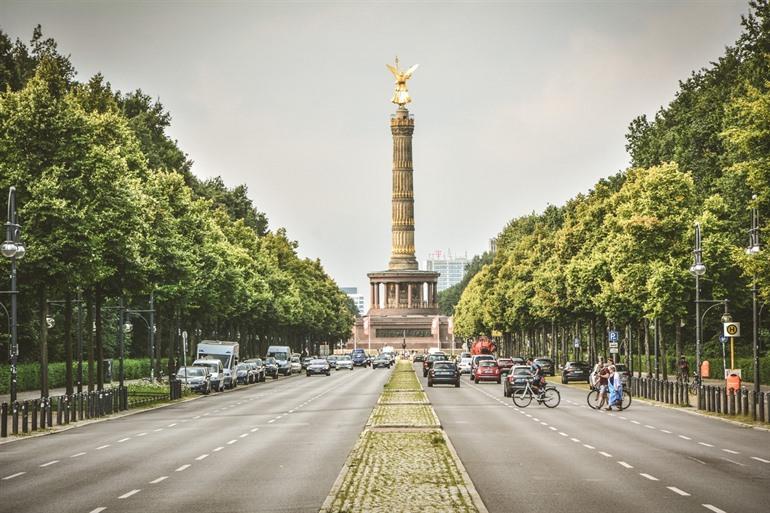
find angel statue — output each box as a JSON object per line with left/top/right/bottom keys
{"left": 386, "top": 57, "right": 419, "bottom": 106}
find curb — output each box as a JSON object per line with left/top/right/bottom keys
{"left": 318, "top": 431, "right": 367, "bottom": 513}
{"left": 441, "top": 429, "right": 490, "bottom": 513}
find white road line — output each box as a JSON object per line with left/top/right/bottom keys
{"left": 117, "top": 438, "right": 130, "bottom": 443}
{"left": 193, "top": 415, "right": 201, "bottom": 419}
{"left": 559, "top": 432, "right": 568, "bottom": 437}
{"left": 660, "top": 429, "right": 672, "bottom": 434}
{"left": 525, "top": 414, "right": 532, "bottom": 418}
{"left": 195, "top": 454, "right": 209, "bottom": 461}
{"left": 570, "top": 438, "right": 581, "bottom": 443}
{"left": 645, "top": 425, "right": 656, "bottom": 429}
{"left": 630, "top": 420, "right": 641, "bottom": 425}
{"left": 533, "top": 418, "right": 540, "bottom": 422}
{"left": 678, "top": 435, "right": 691, "bottom": 440}
{"left": 135, "top": 432, "right": 147, "bottom": 437}
{"left": 250, "top": 428, "right": 259, "bottom": 432}
{"left": 2, "top": 472, "right": 26, "bottom": 480}
{"left": 702, "top": 505, "right": 727, "bottom": 513}
{"left": 619, "top": 416, "right": 627, "bottom": 420}
{"left": 71, "top": 452, "right": 86, "bottom": 458}
{"left": 227, "top": 439, "right": 238, "bottom": 445}
{"left": 88, "top": 508, "right": 106, "bottom": 513}
{"left": 213, "top": 446, "right": 224, "bottom": 452}
{"left": 288, "top": 409, "right": 295, "bottom": 413}
{"left": 40, "top": 460, "right": 59, "bottom": 467}
{"left": 549, "top": 426, "right": 557, "bottom": 431}
{"left": 267, "top": 419, "right": 276, "bottom": 423}
{"left": 203, "top": 413, "right": 210, "bottom": 416}
{"left": 698, "top": 442, "right": 714, "bottom": 447}
{"left": 583, "top": 444, "right": 595, "bottom": 450}
{"left": 175, "top": 464, "right": 191, "bottom": 472}
{"left": 751, "top": 456, "right": 770, "bottom": 463}
{"left": 153, "top": 428, "right": 163, "bottom": 432}
{"left": 667, "top": 486, "right": 691, "bottom": 496}
{"left": 599, "top": 451, "right": 612, "bottom": 458}
{"left": 167, "top": 423, "right": 177, "bottom": 427}
{"left": 721, "top": 457, "right": 745, "bottom": 467}
{"left": 118, "top": 489, "right": 141, "bottom": 499}
{"left": 722, "top": 449, "right": 739, "bottom": 454}
{"left": 150, "top": 476, "right": 168, "bottom": 484}
{"left": 96, "top": 444, "right": 110, "bottom": 450}
{"left": 239, "top": 433, "right": 248, "bottom": 438}
{"left": 540, "top": 422, "right": 548, "bottom": 426}
{"left": 617, "top": 461, "right": 633, "bottom": 469}
{"left": 640, "top": 473, "right": 659, "bottom": 481}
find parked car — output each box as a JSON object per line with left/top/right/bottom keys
{"left": 534, "top": 357, "right": 555, "bottom": 376}
{"left": 472, "top": 360, "right": 501, "bottom": 384}
{"left": 428, "top": 361, "right": 460, "bottom": 388}
{"left": 193, "top": 358, "right": 225, "bottom": 392}
{"left": 470, "top": 354, "right": 496, "bottom": 379}
{"left": 497, "top": 357, "right": 515, "bottom": 376}
{"left": 614, "top": 363, "right": 631, "bottom": 386}
{"left": 457, "top": 356, "right": 473, "bottom": 374}
{"left": 372, "top": 354, "right": 392, "bottom": 369}
{"left": 290, "top": 356, "right": 302, "bottom": 374}
{"left": 307, "top": 358, "right": 331, "bottom": 376}
{"left": 301, "top": 356, "right": 313, "bottom": 370}
{"left": 351, "top": 348, "right": 369, "bottom": 367}
{"left": 177, "top": 366, "right": 211, "bottom": 394}
{"left": 326, "top": 355, "right": 338, "bottom": 369}
{"left": 413, "top": 354, "right": 426, "bottom": 363}
{"left": 263, "top": 356, "right": 280, "bottom": 379}
{"left": 422, "top": 353, "right": 448, "bottom": 377}
{"left": 503, "top": 365, "right": 533, "bottom": 397}
{"left": 562, "top": 361, "right": 591, "bottom": 383}
{"left": 235, "top": 363, "right": 254, "bottom": 385}
{"left": 336, "top": 355, "right": 354, "bottom": 370}
{"left": 242, "top": 359, "right": 266, "bottom": 382}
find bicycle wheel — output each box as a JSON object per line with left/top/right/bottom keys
{"left": 542, "top": 388, "right": 561, "bottom": 408}
{"left": 512, "top": 389, "right": 532, "bottom": 407}
{"left": 620, "top": 391, "right": 631, "bottom": 410}
{"left": 689, "top": 381, "right": 699, "bottom": 396}
{"left": 586, "top": 389, "right": 601, "bottom": 409}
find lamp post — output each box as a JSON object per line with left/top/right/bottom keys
{"left": 690, "top": 222, "right": 706, "bottom": 382}
{"left": 747, "top": 195, "right": 761, "bottom": 395}
{"left": 2, "top": 186, "right": 25, "bottom": 403}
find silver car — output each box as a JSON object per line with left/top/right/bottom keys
{"left": 306, "top": 358, "right": 331, "bottom": 376}
{"left": 457, "top": 357, "right": 473, "bottom": 374}
{"left": 336, "top": 355, "right": 354, "bottom": 370}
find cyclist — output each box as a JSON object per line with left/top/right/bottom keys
{"left": 677, "top": 355, "right": 690, "bottom": 383}
{"left": 527, "top": 358, "right": 546, "bottom": 397}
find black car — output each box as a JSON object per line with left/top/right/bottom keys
{"left": 534, "top": 357, "right": 555, "bottom": 376}
{"left": 503, "top": 365, "right": 533, "bottom": 397}
{"left": 372, "top": 355, "right": 392, "bottom": 369}
{"left": 428, "top": 361, "right": 460, "bottom": 388}
{"left": 562, "top": 361, "right": 591, "bottom": 383}
{"left": 301, "top": 356, "right": 313, "bottom": 370}
{"left": 422, "top": 353, "right": 448, "bottom": 377}
{"left": 263, "top": 356, "right": 280, "bottom": 379}
{"left": 235, "top": 363, "right": 253, "bottom": 385}
{"left": 414, "top": 354, "right": 425, "bottom": 363}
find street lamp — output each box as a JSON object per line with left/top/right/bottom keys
{"left": 747, "top": 195, "right": 761, "bottom": 395}
{"left": 3, "top": 186, "right": 25, "bottom": 403}
{"left": 690, "top": 222, "right": 706, "bottom": 383}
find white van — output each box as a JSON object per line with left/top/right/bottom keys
{"left": 266, "top": 345, "right": 292, "bottom": 376}
{"left": 193, "top": 358, "right": 225, "bottom": 392}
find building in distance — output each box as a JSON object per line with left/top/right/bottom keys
{"left": 425, "top": 250, "right": 469, "bottom": 292}
{"left": 341, "top": 287, "right": 366, "bottom": 316}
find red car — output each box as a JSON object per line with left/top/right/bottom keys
{"left": 472, "top": 360, "right": 501, "bottom": 384}
{"left": 497, "top": 357, "right": 515, "bottom": 376}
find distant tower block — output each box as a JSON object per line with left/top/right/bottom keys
{"left": 389, "top": 106, "right": 418, "bottom": 271}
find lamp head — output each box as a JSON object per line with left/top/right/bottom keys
{"left": 689, "top": 263, "right": 706, "bottom": 277}
{"left": 13, "top": 242, "right": 25, "bottom": 260}
{"left": 1, "top": 240, "right": 17, "bottom": 258}
{"left": 721, "top": 312, "right": 733, "bottom": 323}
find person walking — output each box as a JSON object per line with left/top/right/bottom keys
{"left": 597, "top": 363, "right": 610, "bottom": 409}
{"left": 590, "top": 357, "right": 605, "bottom": 388}
{"left": 606, "top": 365, "right": 623, "bottom": 411}
{"left": 677, "top": 355, "right": 690, "bottom": 384}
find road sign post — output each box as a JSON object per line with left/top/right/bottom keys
{"left": 723, "top": 322, "right": 740, "bottom": 370}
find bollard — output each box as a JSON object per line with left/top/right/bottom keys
{"left": 729, "top": 390, "right": 736, "bottom": 416}
{"left": 40, "top": 398, "right": 46, "bottom": 429}
{"left": 64, "top": 396, "right": 70, "bottom": 424}
{"left": 751, "top": 391, "right": 757, "bottom": 421}
{"left": 742, "top": 389, "right": 749, "bottom": 417}
{"left": 56, "top": 397, "right": 63, "bottom": 425}
{"left": 737, "top": 389, "right": 743, "bottom": 416}
{"left": 12, "top": 402, "right": 19, "bottom": 435}
{"left": 759, "top": 392, "right": 766, "bottom": 423}
{"left": 1, "top": 402, "right": 7, "bottom": 437}
{"left": 46, "top": 397, "right": 53, "bottom": 427}
{"left": 21, "top": 401, "right": 28, "bottom": 433}
{"left": 710, "top": 386, "right": 716, "bottom": 412}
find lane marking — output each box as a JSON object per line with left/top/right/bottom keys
{"left": 703, "top": 505, "right": 727, "bottom": 513}
{"left": 667, "top": 486, "right": 691, "bottom": 496}
{"left": 599, "top": 451, "right": 612, "bottom": 458}
{"left": 167, "top": 423, "right": 177, "bottom": 427}
{"left": 119, "top": 489, "right": 141, "bottom": 499}
{"left": 250, "top": 428, "right": 259, "bottom": 432}
{"left": 721, "top": 457, "right": 745, "bottom": 467}
{"left": 559, "top": 432, "right": 568, "bottom": 437}
{"left": 89, "top": 508, "right": 106, "bottom": 513}
{"left": 40, "top": 460, "right": 59, "bottom": 467}
{"left": 2, "top": 472, "right": 26, "bottom": 480}
{"left": 150, "top": 476, "right": 168, "bottom": 484}
{"left": 698, "top": 442, "right": 714, "bottom": 447}
{"left": 640, "top": 473, "right": 659, "bottom": 481}
{"left": 548, "top": 426, "right": 557, "bottom": 431}
{"left": 195, "top": 454, "right": 209, "bottom": 461}
{"left": 227, "top": 439, "right": 238, "bottom": 445}
{"left": 689, "top": 456, "right": 707, "bottom": 465}
{"left": 570, "top": 438, "right": 581, "bottom": 443}
{"left": 268, "top": 419, "right": 276, "bottom": 423}
{"left": 583, "top": 444, "right": 595, "bottom": 450}
{"left": 630, "top": 420, "right": 641, "bottom": 425}
{"left": 619, "top": 416, "right": 627, "bottom": 420}
{"left": 203, "top": 413, "right": 210, "bottom": 416}
{"left": 644, "top": 425, "right": 656, "bottom": 429}
{"left": 540, "top": 422, "right": 548, "bottom": 426}
{"left": 136, "top": 432, "right": 147, "bottom": 437}
{"left": 213, "top": 446, "right": 224, "bottom": 452}
{"left": 239, "top": 433, "right": 248, "bottom": 438}
{"left": 722, "top": 449, "right": 739, "bottom": 455}
{"left": 153, "top": 428, "right": 163, "bottom": 432}
{"left": 751, "top": 456, "right": 770, "bottom": 463}
{"left": 193, "top": 415, "right": 201, "bottom": 419}
{"left": 175, "top": 464, "right": 190, "bottom": 472}
{"left": 117, "top": 438, "right": 130, "bottom": 443}
{"left": 96, "top": 444, "right": 110, "bottom": 450}
{"left": 660, "top": 429, "right": 672, "bottom": 434}
{"left": 678, "top": 435, "right": 691, "bottom": 440}
{"left": 71, "top": 452, "right": 87, "bottom": 458}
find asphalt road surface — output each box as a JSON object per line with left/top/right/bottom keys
{"left": 421, "top": 364, "right": 770, "bottom": 513}
{"left": 0, "top": 366, "right": 388, "bottom": 513}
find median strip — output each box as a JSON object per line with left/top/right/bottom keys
{"left": 320, "top": 359, "right": 487, "bottom": 513}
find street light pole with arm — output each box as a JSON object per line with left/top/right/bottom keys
{"left": 1, "top": 186, "right": 26, "bottom": 403}
{"left": 690, "top": 222, "right": 706, "bottom": 383}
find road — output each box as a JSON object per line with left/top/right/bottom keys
{"left": 421, "top": 364, "right": 770, "bottom": 513}
{"left": 0, "top": 367, "right": 388, "bottom": 513}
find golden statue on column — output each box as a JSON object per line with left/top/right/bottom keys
{"left": 387, "top": 56, "right": 419, "bottom": 106}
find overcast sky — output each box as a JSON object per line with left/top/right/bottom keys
{"left": 0, "top": 0, "right": 750, "bottom": 302}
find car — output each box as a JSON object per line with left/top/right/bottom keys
{"left": 428, "top": 361, "right": 460, "bottom": 388}
{"left": 562, "top": 361, "right": 591, "bottom": 383}
{"left": 472, "top": 360, "right": 501, "bottom": 384}
{"left": 290, "top": 356, "right": 302, "bottom": 374}
{"left": 177, "top": 366, "right": 211, "bottom": 394}
{"left": 422, "top": 353, "right": 448, "bottom": 377}
{"left": 243, "top": 359, "right": 266, "bottom": 382}
{"left": 509, "top": 357, "right": 526, "bottom": 367}
{"left": 351, "top": 348, "right": 369, "bottom": 367}
{"left": 457, "top": 356, "right": 473, "bottom": 374}
{"left": 503, "top": 365, "right": 533, "bottom": 397}
{"left": 263, "top": 356, "right": 280, "bottom": 379}
{"left": 413, "top": 354, "right": 426, "bottom": 363}
{"left": 470, "top": 354, "right": 496, "bottom": 379}
{"left": 326, "top": 355, "right": 338, "bottom": 369}
{"left": 235, "top": 363, "right": 253, "bottom": 385}
{"left": 307, "top": 358, "right": 331, "bottom": 376}
{"left": 457, "top": 351, "right": 471, "bottom": 361}
{"left": 336, "top": 355, "right": 354, "bottom": 370}
{"left": 301, "top": 356, "right": 313, "bottom": 370}
{"left": 497, "top": 357, "right": 515, "bottom": 377}
{"left": 372, "top": 354, "right": 392, "bottom": 369}
{"left": 534, "top": 357, "right": 555, "bottom": 376}
{"left": 614, "top": 363, "right": 631, "bottom": 386}
{"left": 193, "top": 358, "right": 225, "bottom": 392}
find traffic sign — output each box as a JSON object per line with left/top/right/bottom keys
{"left": 723, "top": 322, "right": 741, "bottom": 337}
{"left": 609, "top": 341, "right": 619, "bottom": 354}
{"left": 609, "top": 330, "right": 619, "bottom": 342}
{"left": 719, "top": 335, "right": 728, "bottom": 344}
{"left": 573, "top": 338, "right": 581, "bottom": 348}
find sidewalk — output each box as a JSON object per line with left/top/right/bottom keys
{"left": 0, "top": 379, "right": 147, "bottom": 404}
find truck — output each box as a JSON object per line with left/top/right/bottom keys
{"left": 196, "top": 340, "right": 240, "bottom": 389}
{"left": 471, "top": 336, "right": 497, "bottom": 355}
{"left": 266, "top": 345, "right": 292, "bottom": 376}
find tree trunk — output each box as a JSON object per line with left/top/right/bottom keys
{"left": 675, "top": 318, "right": 683, "bottom": 365}
{"left": 644, "top": 318, "right": 651, "bottom": 378}
{"left": 39, "top": 285, "right": 49, "bottom": 398}
{"left": 661, "top": 320, "right": 669, "bottom": 381}
{"left": 589, "top": 317, "right": 596, "bottom": 365}
{"left": 64, "top": 292, "right": 73, "bottom": 395}
{"left": 154, "top": 310, "right": 162, "bottom": 381}
{"left": 95, "top": 287, "right": 104, "bottom": 390}
{"left": 86, "top": 293, "right": 94, "bottom": 392}
{"left": 637, "top": 322, "right": 643, "bottom": 378}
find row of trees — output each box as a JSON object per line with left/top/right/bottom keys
{"left": 0, "top": 27, "right": 356, "bottom": 395}
{"left": 452, "top": 1, "right": 770, "bottom": 378}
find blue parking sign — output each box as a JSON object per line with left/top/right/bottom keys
{"left": 609, "top": 330, "right": 619, "bottom": 342}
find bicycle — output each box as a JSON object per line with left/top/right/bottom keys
{"left": 688, "top": 372, "right": 701, "bottom": 396}
{"left": 511, "top": 380, "right": 561, "bottom": 408}
{"left": 587, "top": 384, "right": 631, "bottom": 410}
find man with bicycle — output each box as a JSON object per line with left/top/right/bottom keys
{"left": 527, "top": 358, "right": 546, "bottom": 398}
{"left": 677, "top": 355, "right": 690, "bottom": 383}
